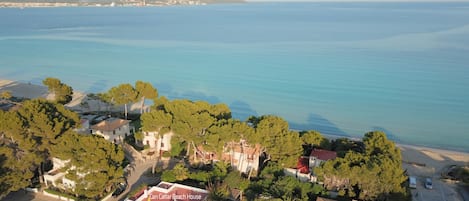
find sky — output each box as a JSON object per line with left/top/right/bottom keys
{"left": 246, "top": 0, "right": 469, "bottom": 2}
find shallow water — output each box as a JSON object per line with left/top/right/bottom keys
{"left": 1, "top": 2, "right": 468, "bottom": 151}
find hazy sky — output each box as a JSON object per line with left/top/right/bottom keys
{"left": 246, "top": 0, "right": 469, "bottom": 2}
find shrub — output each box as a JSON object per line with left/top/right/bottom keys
{"left": 161, "top": 170, "right": 177, "bottom": 182}
{"left": 128, "top": 183, "right": 147, "bottom": 200}
{"left": 162, "top": 151, "right": 171, "bottom": 158}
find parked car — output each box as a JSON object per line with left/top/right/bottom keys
{"left": 425, "top": 178, "right": 433, "bottom": 189}
{"left": 409, "top": 176, "right": 417, "bottom": 189}
{"left": 112, "top": 182, "right": 128, "bottom": 197}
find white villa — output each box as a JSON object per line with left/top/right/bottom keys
{"left": 91, "top": 118, "right": 131, "bottom": 144}
{"left": 309, "top": 149, "right": 337, "bottom": 171}
{"left": 141, "top": 131, "right": 173, "bottom": 155}
{"left": 44, "top": 158, "right": 77, "bottom": 190}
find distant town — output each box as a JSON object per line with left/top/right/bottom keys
{"left": 0, "top": 0, "right": 243, "bottom": 8}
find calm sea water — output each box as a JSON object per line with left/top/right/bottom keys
{"left": 1, "top": 3, "right": 469, "bottom": 152}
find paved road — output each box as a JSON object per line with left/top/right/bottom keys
{"left": 113, "top": 160, "right": 159, "bottom": 201}
{"left": 405, "top": 163, "right": 465, "bottom": 201}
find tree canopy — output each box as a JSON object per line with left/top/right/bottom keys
{"left": 43, "top": 77, "right": 73, "bottom": 104}
{"left": 0, "top": 99, "right": 123, "bottom": 199}
{"left": 135, "top": 81, "right": 158, "bottom": 113}
{"left": 1, "top": 91, "right": 12, "bottom": 100}
{"left": 249, "top": 115, "right": 303, "bottom": 168}
{"left": 245, "top": 162, "right": 324, "bottom": 201}
{"left": 0, "top": 99, "right": 79, "bottom": 198}
{"left": 51, "top": 133, "right": 125, "bottom": 199}
{"left": 104, "top": 83, "right": 137, "bottom": 119}
{"left": 315, "top": 131, "right": 407, "bottom": 201}
{"left": 141, "top": 98, "right": 233, "bottom": 161}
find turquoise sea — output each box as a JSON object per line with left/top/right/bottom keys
{"left": 1, "top": 3, "right": 469, "bottom": 152}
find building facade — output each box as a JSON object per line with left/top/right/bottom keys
{"left": 90, "top": 118, "right": 131, "bottom": 144}
{"left": 141, "top": 131, "right": 173, "bottom": 154}
{"left": 126, "top": 181, "right": 208, "bottom": 201}
{"left": 223, "top": 139, "right": 262, "bottom": 175}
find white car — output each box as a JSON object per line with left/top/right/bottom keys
{"left": 409, "top": 176, "right": 417, "bottom": 189}
{"left": 425, "top": 178, "right": 433, "bottom": 189}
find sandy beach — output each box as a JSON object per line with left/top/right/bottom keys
{"left": 399, "top": 145, "right": 469, "bottom": 201}
{"left": 0, "top": 79, "right": 48, "bottom": 99}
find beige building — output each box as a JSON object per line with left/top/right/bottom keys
{"left": 223, "top": 139, "right": 262, "bottom": 175}
{"left": 91, "top": 118, "right": 131, "bottom": 144}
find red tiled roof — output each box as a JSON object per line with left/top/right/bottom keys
{"left": 297, "top": 157, "right": 310, "bottom": 174}
{"left": 310, "top": 149, "right": 337, "bottom": 161}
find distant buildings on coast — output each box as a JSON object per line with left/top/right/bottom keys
{"left": 0, "top": 0, "right": 241, "bottom": 8}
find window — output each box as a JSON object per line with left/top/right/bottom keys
{"left": 145, "top": 132, "right": 149, "bottom": 136}
{"left": 113, "top": 130, "right": 116, "bottom": 135}
{"left": 146, "top": 140, "right": 150, "bottom": 146}
{"left": 161, "top": 142, "right": 164, "bottom": 148}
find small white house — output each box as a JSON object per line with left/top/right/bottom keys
{"left": 91, "top": 118, "right": 130, "bottom": 144}
{"left": 44, "top": 157, "right": 89, "bottom": 190}
{"left": 142, "top": 131, "right": 173, "bottom": 154}
{"left": 309, "top": 149, "right": 337, "bottom": 172}
{"left": 44, "top": 158, "right": 71, "bottom": 188}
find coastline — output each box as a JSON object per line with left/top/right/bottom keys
{"left": 0, "top": 79, "right": 48, "bottom": 99}
{"left": 2, "top": 78, "right": 468, "bottom": 162}
{"left": 2, "top": 78, "right": 468, "bottom": 199}
{"left": 1, "top": 79, "right": 468, "bottom": 157}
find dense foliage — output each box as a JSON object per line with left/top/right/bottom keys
{"left": 245, "top": 162, "right": 325, "bottom": 201}
{"left": 141, "top": 98, "right": 303, "bottom": 168}
{"left": 248, "top": 116, "right": 303, "bottom": 168}
{"left": 52, "top": 133, "right": 125, "bottom": 199}
{"left": 315, "top": 131, "right": 407, "bottom": 201}
{"left": 1, "top": 79, "right": 408, "bottom": 201}
{"left": 1, "top": 91, "right": 12, "bottom": 100}
{"left": 43, "top": 77, "right": 73, "bottom": 104}
{"left": 102, "top": 81, "right": 158, "bottom": 119}
{"left": 0, "top": 99, "right": 124, "bottom": 199}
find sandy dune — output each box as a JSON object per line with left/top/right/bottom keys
{"left": 0, "top": 80, "right": 48, "bottom": 99}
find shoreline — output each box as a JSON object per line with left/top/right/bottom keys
{"left": 1, "top": 79, "right": 468, "bottom": 155}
